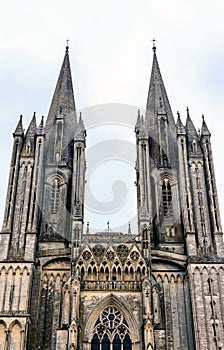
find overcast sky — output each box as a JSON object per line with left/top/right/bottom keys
{"left": 1, "top": 0, "right": 224, "bottom": 232}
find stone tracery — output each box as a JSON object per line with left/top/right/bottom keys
{"left": 75, "top": 245, "right": 147, "bottom": 290}
{"left": 91, "top": 306, "right": 132, "bottom": 350}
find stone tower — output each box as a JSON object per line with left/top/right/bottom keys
{"left": 0, "top": 45, "right": 224, "bottom": 350}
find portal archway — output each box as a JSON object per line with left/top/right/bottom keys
{"left": 83, "top": 295, "right": 140, "bottom": 350}
{"left": 90, "top": 306, "right": 132, "bottom": 350}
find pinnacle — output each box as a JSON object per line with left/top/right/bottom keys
{"left": 135, "top": 109, "right": 141, "bottom": 130}
{"left": 37, "top": 116, "right": 45, "bottom": 135}
{"left": 74, "top": 112, "right": 86, "bottom": 141}
{"left": 26, "top": 112, "right": 37, "bottom": 137}
{"left": 176, "top": 112, "right": 186, "bottom": 134}
{"left": 79, "top": 112, "right": 84, "bottom": 128}
{"left": 201, "top": 114, "right": 211, "bottom": 137}
{"left": 185, "top": 107, "right": 198, "bottom": 137}
{"left": 139, "top": 115, "right": 148, "bottom": 139}
{"left": 20, "top": 113, "right": 37, "bottom": 157}
{"left": 14, "top": 115, "right": 24, "bottom": 136}
{"left": 78, "top": 112, "right": 86, "bottom": 133}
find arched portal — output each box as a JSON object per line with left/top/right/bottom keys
{"left": 90, "top": 306, "right": 132, "bottom": 350}
{"left": 84, "top": 295, "right": 140, "bottom": 350}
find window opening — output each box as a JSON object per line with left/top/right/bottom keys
{"left": 91, "top": 306, "right": 132, "bottom": 350}
{"left": 162, "top": 180, "right": 173, "bottom": 217}
{"left": 51, "top": 179, "right": 60, "bottom": 213}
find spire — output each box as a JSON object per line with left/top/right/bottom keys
{"left": 45, "top": 46, "right": 76, "bottom": 133}
{"left": 14, "top": 115, "right": 24, "bottom": 136}
{"left": 145, "top": 46, "right": 175, "bottom": 128}
{"left": 185, "top": 107, "right": 198, "bottom": 137}
{"left": 201, "top": 114, "right": 211, "bottom": 137}
{"left": 185, "top": 108, "right": 203, "bottom": 156}
{"left": 74, "top": 112, "right": 86, "bottom": 141}
{"left": 21, "top": 113, "right": 37, "bottom": 156}
{"left": 139, "top": 115, "right": 148, "bottom": 139}
{"left": 37, "top": 116, "right": 45, "bottom": 135}
{"left": 78, "top": 112, "right": 85, "bottom": 132}
{"left": 176, "top": 111, "right": 186, "bottom": 135}
{"left": 26, "top": 112, "right": 37, "bottom": 137}
{"left": 135, "top": 109, "right": 141, "bottom": 130}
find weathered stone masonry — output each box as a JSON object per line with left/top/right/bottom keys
{"left": 0, "top": 44, "right": 224, "bottom": 349}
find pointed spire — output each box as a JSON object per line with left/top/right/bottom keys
{"left": 185, "top": 107, "right": 198, "bottom": 137}
{"left": 21, "top": 113, "right": 37, "bottom": 156}
{"left": 14, "top": 115, "right": 24, "bottom": 136}
{"left": 139, "top": 115, "right": 148, "bottom": 139}
{"left": 176, "top": 111, "right": 186, "bottom": 135}
{"left": 201, "top": 115, "right": 211, "bottom": 137}
{"left": 78, "top": 112, "right": 85, "bottom": 132}
{"left": 145, "top": 46, "right": 175, "bottom": 129}
{"left": 135, "top": 109, "right": 141, "bottom": 130}
{"left": 74, "top": 112, "right": 86, "bottom": 141}
{"left": 26, "top": 112, "right": 37, "bottom": 137}
{"left": 45, "top": 46, "right": 76, "bottom": 133}
{"left": 37, "top": 116, "right": 45, "bottom": 135}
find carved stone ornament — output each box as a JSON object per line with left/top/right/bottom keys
{"left": 130, "top": 251, "right": 140, "bottom": 261}
{"left": 116, "top": 244, "right": 129, "bottom": 261}
{"left": 82, "top": 250, "right": 91, "bottom": 261}
{"left": 93, "top": 244, "right": 105, "bottom": 258}
{"left": 106, "top": 250, "right": 115, "bottom": 261}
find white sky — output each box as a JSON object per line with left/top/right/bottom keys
{"left": 1, "top": 0, "right": 224, "bottom": 232}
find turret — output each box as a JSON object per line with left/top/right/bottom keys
{"left": 72, "top": 113, "right": 86, "bottom": 259}
{"left": 135, "top": 113, "right": 151, "bottom": 259}
{"left": 9, "top": 113, "right": 37, "bottom": 257}
{"left": 2, "top": 116, "right": 24, "bottom": 234}
{"left": 176, "top": 111, "right": 196, "bottom": 256}
{"left": 200, "top": 115, "right": 224, "bottom": 257}
{"left": 185, "top": 109, "right": 214, "bottom": 256}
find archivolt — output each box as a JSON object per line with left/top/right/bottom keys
{"left": 83, "top": 294, "right": 139, "bottom": 343}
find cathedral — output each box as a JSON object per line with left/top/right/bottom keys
{"left": 0, "top": 44, "right": 224, "bottom": 350}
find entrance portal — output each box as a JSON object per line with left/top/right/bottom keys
{"left": 90, "top": 306, "right": 132, "bottom": 350}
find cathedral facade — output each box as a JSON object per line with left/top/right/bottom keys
{"left": 0, "top": 45, "right": 224, "bottom": 350}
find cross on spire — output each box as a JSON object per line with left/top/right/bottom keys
{"left": 151, "top": 38, "right": 157, "bottom": 51}
{"left": 66, "top": 39, "right": 70, "bottom": 53}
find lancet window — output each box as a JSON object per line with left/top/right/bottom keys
{"left": 162, "top": 179, "right": 173, "bottom": 217}
{"left": 50, "top": 178, "right": 60, "bottom": 213}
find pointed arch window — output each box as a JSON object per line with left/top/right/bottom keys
{"left": 162, "top": 180, "right": 173, "bottom": 217}
{"left": 91, "top": 306, "right": 132, "bottom": 350}
{"left": 50, "top": 179, "right": 60, "bottom": 213}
